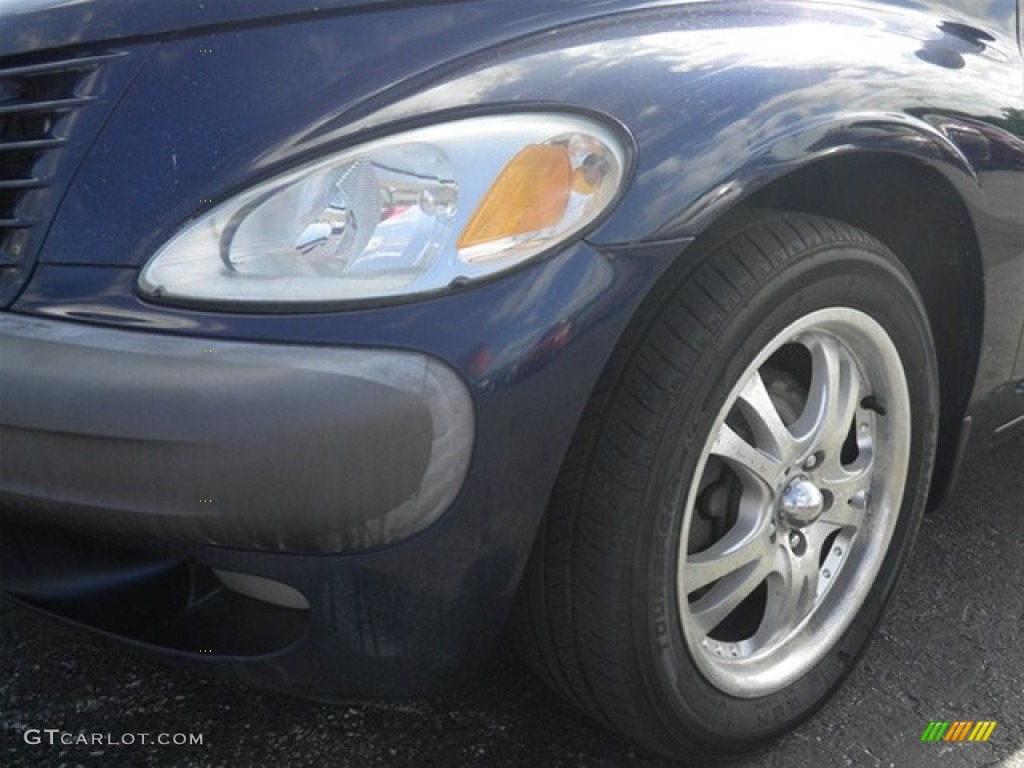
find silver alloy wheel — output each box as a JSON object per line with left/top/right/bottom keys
{"left": 677, "top": 307, "right": 911, "bottom": 698}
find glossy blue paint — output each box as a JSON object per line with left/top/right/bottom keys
{"left": 35, "top": 4, "right": 1021, "bottom": 264}
{"left": 2, "top": 1, "right": 1018, "bottom": 57}
{"left": 1, "top": 0, "right": 1022, "bottom": 699}
{"left": 27, "top": 3, "right": 1024, "bottom": 397}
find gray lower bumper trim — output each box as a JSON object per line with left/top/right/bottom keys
{"left": 0, "top": 314, "right": 474, "bottom": 552}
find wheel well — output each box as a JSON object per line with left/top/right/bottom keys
{"left": 741, "top": 152, "right": 984, "bottom": 508}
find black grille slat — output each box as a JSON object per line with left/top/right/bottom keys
{"left": 0, "top": 51, "right": 121, "bottom": 307}
{"left": 0, "top": 137, "right": 67, "bottom": 151}
{"left": 0, "top": 52, "right": 126, "bottom": 79}
{"left": 0, "top": 177, "right": 47, "bottom": 190}
{"left": 0, "top": 97, "right": 94, "bottom": 115}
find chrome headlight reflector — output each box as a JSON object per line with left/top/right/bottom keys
{"left": 139, "top": 114, "right": 627, "bottom": 306}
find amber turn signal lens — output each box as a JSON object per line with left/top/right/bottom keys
{"left": 458, "top": 144, "right": 571, "bottom": 251}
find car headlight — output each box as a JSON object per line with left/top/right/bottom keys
{"left": 139, "top": 114, "right": 628, "bottom": 306}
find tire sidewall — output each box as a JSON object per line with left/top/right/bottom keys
{"left": 640, "top": 244, "right": 939, "bottom": 751}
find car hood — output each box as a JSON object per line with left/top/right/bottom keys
{"left": 0, "top": 0, "right": 460, "bottom": 56}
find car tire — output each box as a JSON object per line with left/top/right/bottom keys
{"left": 514, "top": 211, "right": 940, "bottom": 758}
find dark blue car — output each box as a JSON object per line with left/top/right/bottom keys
{"left": 1, "top": 0, "right": 1022, "bottom": 758}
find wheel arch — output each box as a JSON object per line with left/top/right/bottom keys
{"left": 736, "top": 151, "right": 984, "bottom": 511}
{"left": 593, "top": 109, "right": 991, "bottom": 506}
{"left": 591, "top": 128, "right": 988, "bottom": 514}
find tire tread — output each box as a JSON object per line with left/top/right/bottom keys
{"left": 512, "top": 210, "right": 934, "bottom": 757}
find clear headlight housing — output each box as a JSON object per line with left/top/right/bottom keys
{"left": 139, "top": 114, "right": 627, "bottom": 306}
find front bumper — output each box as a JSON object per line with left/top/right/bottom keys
{"left": 0, "top": 0, "right": 723, "bottom": 702}
{"left": 0, "top": 238, "right": 688, "bottom": 699}
{"left": 0, "top": 313, "right": 473, "bottom": 553}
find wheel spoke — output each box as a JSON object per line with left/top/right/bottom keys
{"left": 736, "top": 371, "right": 797, "bottom": 463}
{"left": 757, "top": 546, "right": 821, "bottom": 645}
{"left": 819, "top": 463, "right": 873, "bottom": 529}
{"left": 689, "top": 557, "right": 773, "bottom": 637}
{"left": 817, "top": 498, "right": 864, "bottom": 530}
{"left": 792, "top": 334, "right": 861, "bottom": 455}
{"left": 710, "top": 424, "right": 782, "bottom": 489}
{"left": 683, "top": 525, "right": 773, "bottom": 594}
{"left": 826, "top": 461, "right": 873, "bottom": 500}
{"left": 803, "top": 522, "right": 836, "bottom": 558}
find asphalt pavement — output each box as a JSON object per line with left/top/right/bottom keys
{"left": 2, "top": 438, "right": 1022, "bottom": 768}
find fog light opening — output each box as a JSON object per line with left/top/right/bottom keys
{"left": 214, "top": 570, "right": 310, "bottom": 611}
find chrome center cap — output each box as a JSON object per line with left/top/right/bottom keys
{"left": 779, "top": 476, "right": 824, "bottom": 528}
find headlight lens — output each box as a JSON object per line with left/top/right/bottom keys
{"left": 139, "top": 114, "right": 627, "bottom": 306}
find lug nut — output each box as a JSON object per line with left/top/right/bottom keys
{"left": 788, "top": 530, "right": 807, "bottom": 555}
